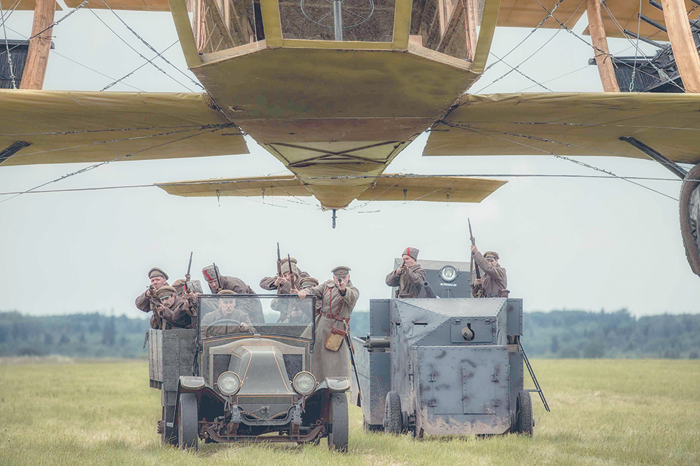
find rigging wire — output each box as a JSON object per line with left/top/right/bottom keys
{"left": 477, "top": 0, "right": 585, "bottom": 94}
{"left": 0, "top": 0, "right": 18, "bottom": 88}
{"left": 481, "top": 51, "right": 553, "bottom": 92}
{"left": 482, "top": 0, "right": 565, "bottom": 73}
{"left": 0, "top": 0, "right": 88, "bottom": 58}
{"left": 535, "top": 0, "right": 686, "bottom": 92}
{"left": 0, "top": 173, "right": 690, "bottom": 198}
{"left": 599, "top": 1, "right": 685, "bottom": 92}
{"left": 88, "top": 9, "right": 194, "bottom": 92}
{"left": 438, "top": 121, "right": 680, "bottom": 201}
{"left": 100, "top": 39, "right": 180, "bottom": 91}
{"left": 0, "top": 0, "right": 21, "bottom": 28}
{"left": 98, "top": 0, "right": 205, "bottom": 91}
{"left": 629, "top": 0, "right": 643, "bottom": 91}
{"left": 0, "top": 125, "right": 229, "bottom": 205}
{"left": 9, "top": 123, "right": 237, "bottom": 159}
{"left": 1, "top": 23, "right": 147, "bottom": 92}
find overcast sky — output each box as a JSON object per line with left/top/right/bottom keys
{"left": 1, "top": 2, "right": 698, "bottom": 318}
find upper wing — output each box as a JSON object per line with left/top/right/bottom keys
{"left": 0, "top": 90, "right": 248, "bottom": 166}
{"left": 156, "top": 174, "right": 506, "bottom": 204}
{"left": 424, "top": 92, "right": 700, "bottom": 164}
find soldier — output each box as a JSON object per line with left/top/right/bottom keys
{"left": 202, "top": 264, "right": 264, "bottom": 322}
{"left": 151, "top": 286, "right": 197, "bottom": 330}
{"left": 135, "top": 267, "right": 170, "bottom": 314}
{"left": 298, "top": 266, "right": 359, "bottom": 382}
{"left": 259, "top": 257, "right": 310, "bottom": 294}
{"left": 470, "top": 245, "right": 509, "bottom": 298}
{"left": 385, "top": 247, "right": 426, "bottom": 298}
{"left": 275, "top": 276, "right": 320, "bottom": 324}
{"left": 201, "top": 290, "right": 255, "bottom": 337}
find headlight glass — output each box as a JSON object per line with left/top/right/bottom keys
{"left": 292, "top": 371, "right": 317, "bottom": 396}
{"left": 217, "top": 371, "right": 241, "bottom": 396}
{"left": 439, "top": 265, "right": 458, "bottom": 282}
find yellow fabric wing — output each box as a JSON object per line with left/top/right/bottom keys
{"left": 156, "top": 174, "right": 506, "bottom": 204}
{"left": 0, "top": 90, "right": 248, "bottom": 166}
{"left": 423, "top": 92, "right": 700, "bottom": 165}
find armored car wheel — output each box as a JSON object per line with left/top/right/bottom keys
{"left": 177, "top": 393, "right": 199, "bottom": 450}
{"left": 514, "top": 390, "right": 533, "bottom": 436}
{"left": 384, "top": 391, "right": 403, "bottom": 434}
{"left": 328, "top": 392, "right": 349, "bottom": 452}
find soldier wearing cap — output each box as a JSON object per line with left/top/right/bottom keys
{"left": 386, "top": 247, "right": 426, "bottom": 298}
{"left": 202, "top": 264, "right": 264, "bottom": 322}
{"left": 275, "top": 276, "right": 321, "bottom": 324}
{"left": 135, "top": 267, "right": 170, "bottom": 314}
{"left": 298, "top": 266, "right": 359, "bottom": 382}
{"left": 201, "top": 290, "right": 255, "bottom": 337}
{"left": 151, "top": 286, "right": 196, "bottom": 330}
{"left": 260, "top": 257, "right": 311, "bottom": 294}
{"left": 470, "top": 245, "right": 509, "bottom": 298}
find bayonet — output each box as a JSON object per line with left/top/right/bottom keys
{"left": 468, "top": 218, "right": 484, "bottom": 298}
{"left": 186, "top": 251, "right": 193, "bottom": 282}
{"left": 277, "top": 242, "right": 282, "bottom": 277}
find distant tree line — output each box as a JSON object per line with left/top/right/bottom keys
{"left": 0, "top": 311, "right": 150, "bottom": 359}
{"left": 349, "top": 308, "right": 700, "bottom": 359}
{"left": 1, "top": 309, "right": 698, "bottom": 359}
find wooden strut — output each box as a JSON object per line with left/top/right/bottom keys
{"left": 661, "top": 0, "right": 700, "bottom": 93}
{"left": 20, "top": 0, "right": 56, "bottom": 90}
{"left": 585, "top": 0, "right": 620, "bottom": 92}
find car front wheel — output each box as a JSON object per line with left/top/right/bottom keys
{"left": 177, "top": 393, "right": 199, "bottom": 450}
{"left": 328, "top": 393, "right": 349, "bottom": 452}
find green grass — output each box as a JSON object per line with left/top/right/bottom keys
{"left": 0, "top": 359, "right": 698, "bottom": 465}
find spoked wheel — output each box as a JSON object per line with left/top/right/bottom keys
{"left": 384, "top": 391, "right": 403, "bottom": 434}
{"left": 514, "top": 390, "right": 533, "bottom": 436}
{"left": 177, "top": 393, "right": 199, "bottom": 450}
{"left": 328, "top": 393, "right": 349, "bottom": 452}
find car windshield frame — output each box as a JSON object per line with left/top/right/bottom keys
{"left": 196, "top": 294, "right": 316, "bottom": 344}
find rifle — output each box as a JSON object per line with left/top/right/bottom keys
{"left": 468, "top": 219, "right": 485, "bottom": 298}
{"left": 213, "top": 262, "right": 222, "bottom": 292}
{"left": 184, "top": 251, "right": 193, "bottom": 292}
{"left": 345, "top": 332, "right": 363, "bottom": 402}
{"left": 287, "top": 254, "right": 296, "bottom": 291}
{"left": 276, "top": 243, "right": 282, "bottom": 277}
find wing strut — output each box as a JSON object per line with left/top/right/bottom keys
{"left": 619, "top": 137, "right": 688, "bottom": 179}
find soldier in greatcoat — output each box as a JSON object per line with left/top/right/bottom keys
{"left": 471, "top": 245, "right": 509, "bottom": 298}
{"left": 385, "top": 247, "right": 426, "bottom": 298}
{"left": 135, "top": 267, "right": 170, "bottom": 314}
{"left": 260, "top": 257, "right": 310, "bottom": 293}
{"left": 201, "top": 290, "right": 254, "bottom": 337}
{"left": 202, "top": 264, "right": 264, "bottom": 322}
{"left": 298, "top": 266, "right": 359, "bottom": 382}
{"left": 151, "top": 286, "right": 197, "bottom": 330}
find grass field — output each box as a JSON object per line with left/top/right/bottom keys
{"left": 0, "top": 358, "right": 698, "bottom": 466}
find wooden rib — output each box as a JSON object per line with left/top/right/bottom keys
{"left": 19, "top": 0, "right": 56, "bottom": 90}
{"left": 661, "top": 0, "right": 700, "bottom": 93}
{"left": 586, "top": 0, "right": 620, "bottom": 92}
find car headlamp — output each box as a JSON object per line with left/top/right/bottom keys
{"left": 439, "top": 265, "right": 458, "bottom": 283}
{"left": 217, "top": 371, "right": 241, "bottom": 396}
{"left": 292, "top": 371, "right": 317, "bottom": 396}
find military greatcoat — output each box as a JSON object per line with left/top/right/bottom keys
{"left": 151, "top": 296, "right": 196, "bottom": 330}
{"left": 213, "top": 276, "right": 264, "bottom": 322}
{"left": 302, "top": 279, "right": 359, "bottom": 382}
{"left": 385, "top": 264, "right": 426, "bottom": 298}
{"left": 473, "top": 251, "right": 508, "bottom": 297}
{"left": 135, "top": 285, "right": 169, "bottom": 314}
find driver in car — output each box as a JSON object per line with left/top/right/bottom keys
{"left": 201, "top": 290, "right": 255, "bottom": 337}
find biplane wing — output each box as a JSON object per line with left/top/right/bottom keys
{"left": 424, "top": 92, "right": 700, "bottom": 165}
{"left": 156, "top": 174, "right": 506, "bottom": 203}
{"left": 0, "top": 90, "right": 248, "bottom": 166}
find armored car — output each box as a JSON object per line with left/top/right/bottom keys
{"left": 351, "top": 258, "right": 547, "bottom": 437}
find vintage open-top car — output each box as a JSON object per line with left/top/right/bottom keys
{"left": 148, "top": 294, "right": 351, "bottom": 451}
